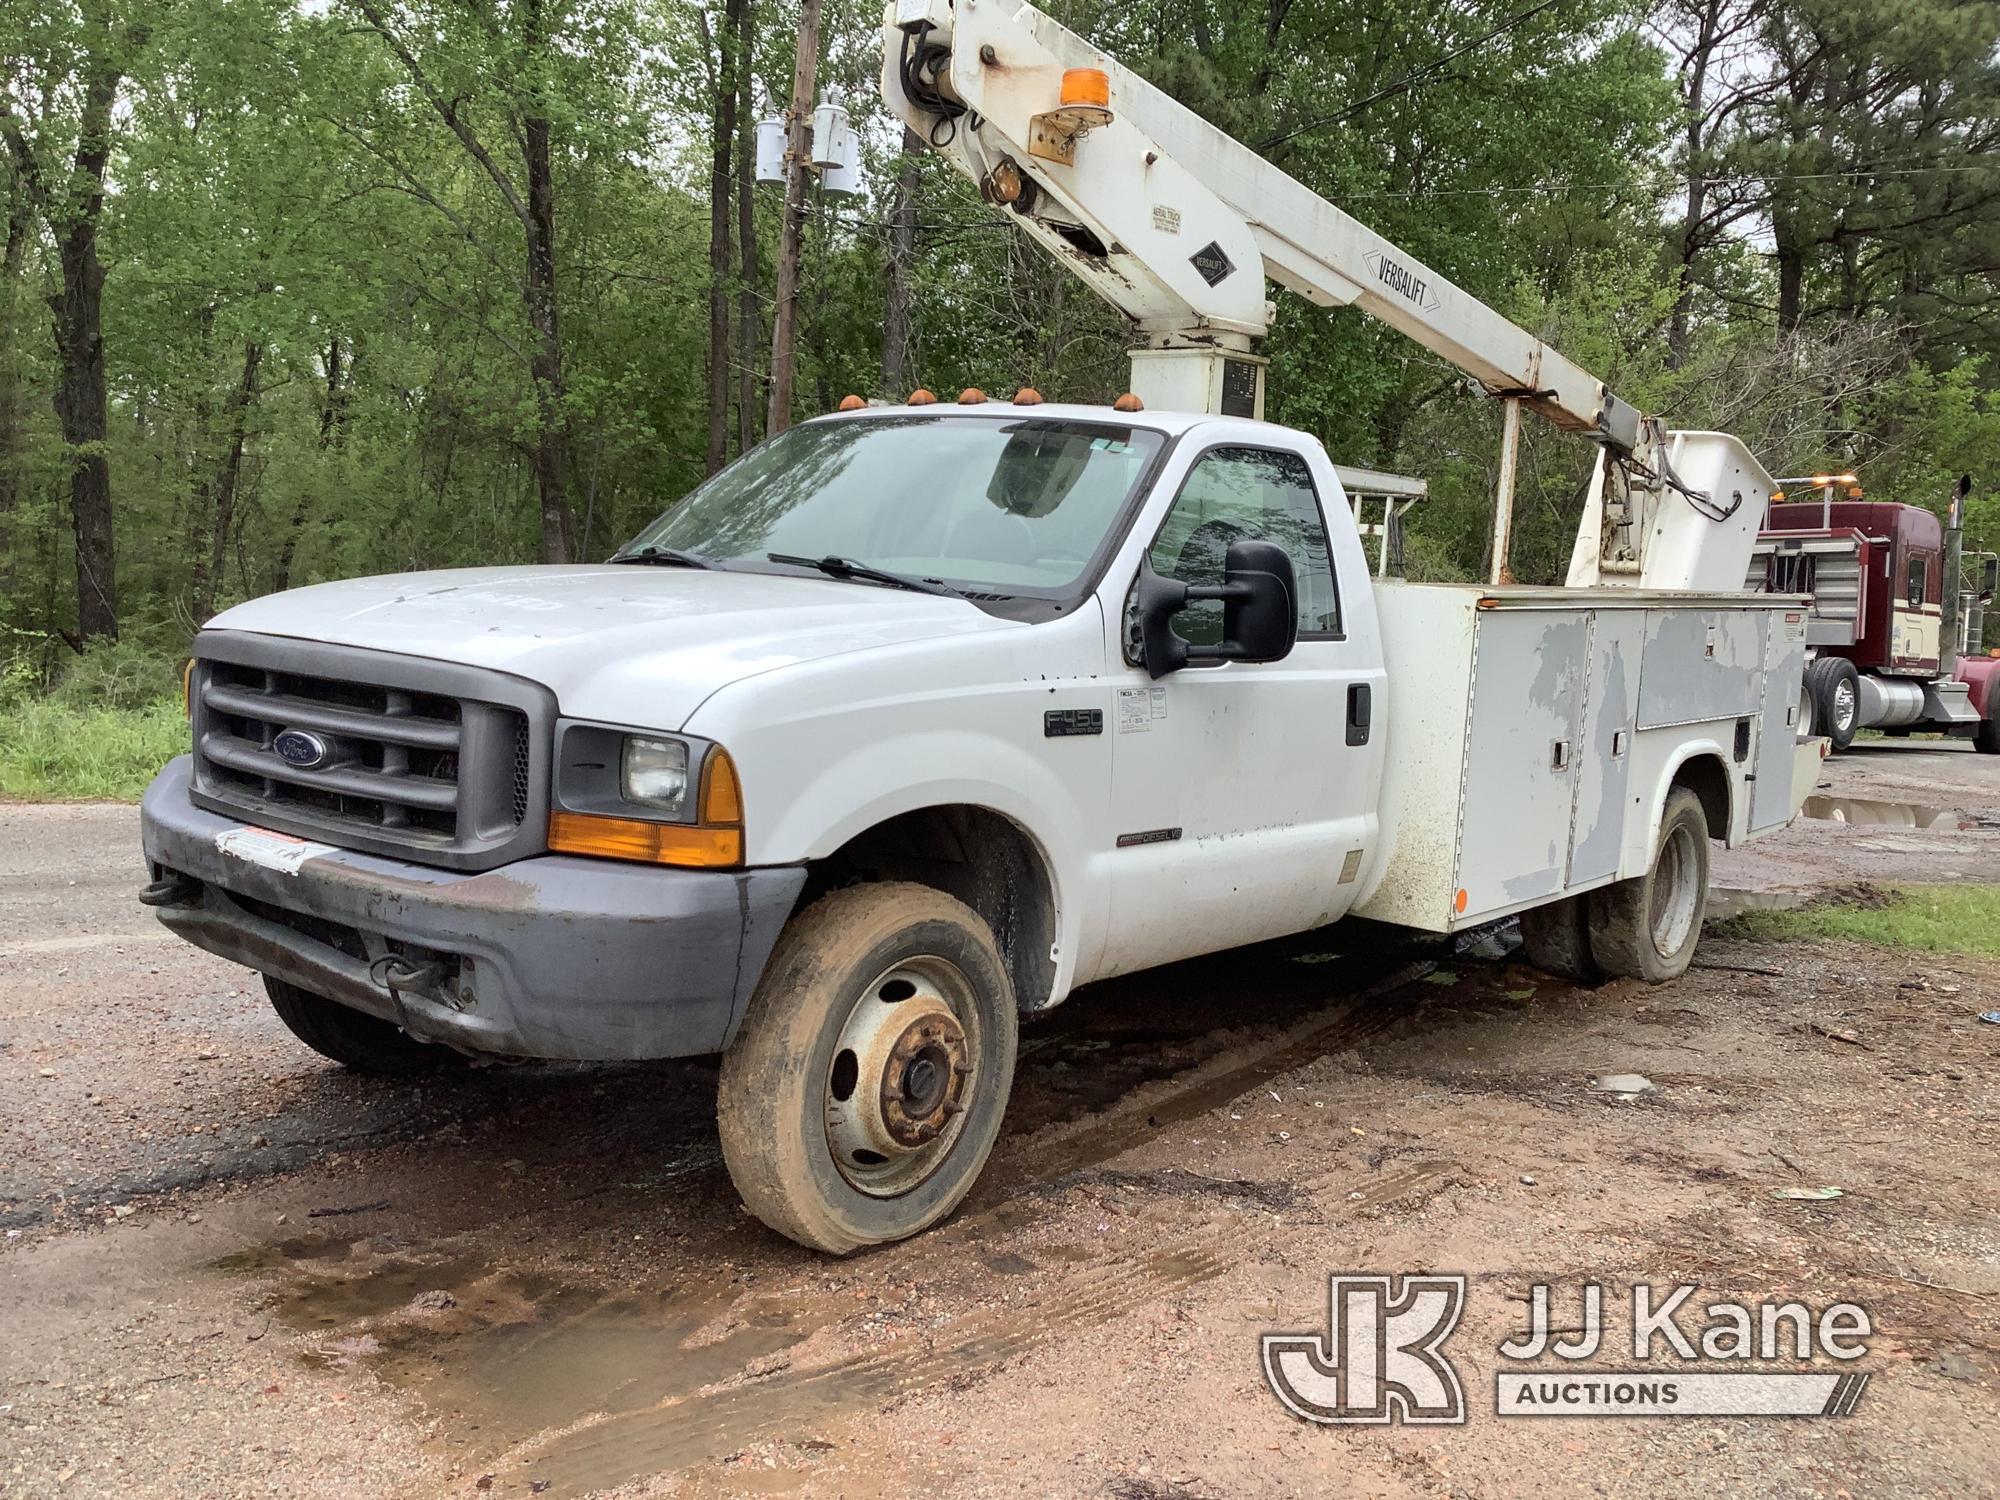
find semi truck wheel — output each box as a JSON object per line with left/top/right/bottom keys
{"left": 264, "top": 975, "right": 452, "bottom": 1074}
{"left": 717, "top": 883, "right": 1018, "bottom": 1254}
{"left": 1976, "top": 715, "right": 2000, "bottom": 755}
{"left": 1518, "top": 894, "right": 1602, "bottom": 984}
{"left": 1805, "top": 657, "right": 1861, "bottom": 751}
{"left": 1588, "top": 788, "right": 1710, "bottom": 983}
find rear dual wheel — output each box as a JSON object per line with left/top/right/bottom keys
{"left": 717, "top": 883, "right": 1017, "bottom": 1254}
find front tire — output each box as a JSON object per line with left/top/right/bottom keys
{"left": 717, "top": 883, "right": 1018, "bottom": 1254}
{"left": 1588, "top": 788, "right": 1711, "bottom": 983}
{"left": 264, "top": 976, "right": 453, "bottom": 1074}
{"left": 1806, "top": 657, "right": 1861, "bottom": 752}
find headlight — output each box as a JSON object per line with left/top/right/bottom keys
{"left": 549, "top": 721, "right": 744, "bottom": 868}
{"left": 621, "top": 735, "right": 690, "bottom": 815}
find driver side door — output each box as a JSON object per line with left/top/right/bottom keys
{"left": 1096, "top": 442, "right": 1379, "bottom": 979}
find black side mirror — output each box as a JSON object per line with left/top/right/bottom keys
{"left": 1134, "top": 538, "right": 1299, "bottom": 679}
{"left": 1982, "top": 556, "right": 1997, "bottom": 604}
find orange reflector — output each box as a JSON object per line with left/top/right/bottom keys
{"left": 1453, "top": 888, "right": 1468, "bottom": 914}
{"left": 700, "top": 749, "right": 744, "bottom": 827}
{"left": 548, "top": 811, "right": 743, "bottom": 869}
{"left": 1111, "top": 392, "right": 1143, "bottom": 412}
{"left": 1060, "top": 67, "right": 1110, "bottom": 109}
{"left": 907, "top": 388, "right": 937, "bottom": 406}
{"left": 1013, "top": 387, "right": 1044, "bottom": 405}
{"left": 959, "top": 386, "right": 988, "bottom": 405}
{"left": 182, "top": 659, "right": 196, "bottom": 718}
{"left": 836, "top": 393, "right": 866, "bottom": 412}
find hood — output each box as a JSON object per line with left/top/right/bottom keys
{"left": 204, "top": 565, "right": 1019, "bottom": 729}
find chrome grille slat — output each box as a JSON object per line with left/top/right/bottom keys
{"left": 199, "top": 733, "right": 460, "bottom": 811}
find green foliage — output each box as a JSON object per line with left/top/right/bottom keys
{"left": 0, "top": 0, "right": 1996, "bottom": 653}
{"left": 1712, "top": 884, "right": 2000, "bottom": 957}
{"left": 0, "top": 647, "right": 185, "bottom": 800}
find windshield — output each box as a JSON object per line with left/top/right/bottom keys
{"left": 619, "top": 415, "right": 1165, "bottom": 596}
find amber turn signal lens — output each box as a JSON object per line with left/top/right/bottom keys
{"left": 548, "top": 812, "right": 743, "bottom": 868}
{"left": 700, "top": 749, "right": 744, "bottom": 826}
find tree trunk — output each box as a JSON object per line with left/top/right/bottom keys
{"left": 880, "top": 128, "right": 922, "bottom": 396}
{"left": 765, "top": 0, "right": 823, "bottom": 437}
{"left": 706, "top": 0, "right": 741, "bottom": 475}
{"left": 48, "top": 44, "right": 122, "bottom": 643}
{"left": 734, "top": 0, "right": 759, "bottom": 454}
{"left": 1666, "top": 0, "right": 1721, "bottom": 367}
{"left": 522, "top": 112, "right": 570, "bottom": 562}
{"left": 274, "top": 336, "right": 347, "bottom": 592}
{"left": 194, "top": 339, "right": 262, "bottom": 622}
{"left": 0, "top": 161, "right": 30, "bottom": 519}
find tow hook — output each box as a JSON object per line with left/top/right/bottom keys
{"left": 368, "top": 953, "right": 461, "bottom": 1008}
{"left": 138, "top": 874, "right": 202, "bottom": 908}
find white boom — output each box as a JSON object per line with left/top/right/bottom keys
{"left": 880, "top": 0, "right": 1774, "bottom": 591}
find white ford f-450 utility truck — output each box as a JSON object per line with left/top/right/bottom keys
{"left": 138, "top": 2, "right": 1822, "bottom": 1251}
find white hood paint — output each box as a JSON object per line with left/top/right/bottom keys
{"left": 205, "top": 566, "right": 1020, "bottom": 729}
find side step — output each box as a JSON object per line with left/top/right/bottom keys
{"left": 1922, "top": 680, "right": 1983, "bottom": 724}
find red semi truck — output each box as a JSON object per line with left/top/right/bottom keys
{"left": 1749, "top": 474, "right": 2000, "bottom": 752}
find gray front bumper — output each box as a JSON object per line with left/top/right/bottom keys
{"left": 140, "top": 756, "right": 806, "bottom": 1061}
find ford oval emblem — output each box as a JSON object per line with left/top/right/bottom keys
{"left": 273, "top": 728, "right": 332, "bottom": 769}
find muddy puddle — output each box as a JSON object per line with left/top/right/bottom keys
{"left": 203, "top": 952, "right": 1454, "bottom": 1496}
{"left": 1800, "top": 793, "right": 1974, "bottom": 830}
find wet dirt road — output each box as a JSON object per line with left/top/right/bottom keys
{"left": 3, "top": 747, "right": 1997, "bottom": 1498}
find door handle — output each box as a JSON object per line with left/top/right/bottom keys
{"left": 1346, "top": 683, "right": 1371, "bottom": 746}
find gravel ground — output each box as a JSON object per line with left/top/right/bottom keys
{"left": 2, "top": 745, "right": 1996, "bottom": 1498}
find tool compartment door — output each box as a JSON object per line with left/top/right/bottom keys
{"left": 1751, "top": 607, "right": 1809, "bottom": 831}
{"left": 1455, "top": 610, "right": 1589, "bottom": 915}
{"left": 1568, "top": 610, "right": 1644, "bottom": 886}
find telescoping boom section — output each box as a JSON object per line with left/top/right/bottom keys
{"left": 880, "top": 0, "right": 1773, "bottom": 593}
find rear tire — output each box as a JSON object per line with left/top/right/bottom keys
{"left": 1976, "top": 715, "right": 2000, "bottom": 755}
{"left": 1519, "top": 894, "right": 1603, "bottom": 984}
{"left": 717, "top": 883, "right": 1018, "bottom": 1254}
{"left": 1589, "top": 788, "right": 1711, "bottom": 983}
{"left": 264, "top": 976, "right": 452, "bottom": 1074}
{"left": 1806, "top": 657, "right": 1861, "bottom": 752}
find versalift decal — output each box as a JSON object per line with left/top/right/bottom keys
{"left": 1363, "top": 249, "right": 1440, "bottom": 314}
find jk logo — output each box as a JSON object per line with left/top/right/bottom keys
{"left": 1262, "top": 1273, "right": 1467, "bottom": 1425}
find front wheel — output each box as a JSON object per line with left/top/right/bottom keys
{"left": 717, "top": 883, "right": 1018, "bottom": 1254}
{"left": 1588, "top": 788, "right": 1711, "bottom": 983}
{"left": 1806, "top": 657, "right": 1861, "bottom": 752}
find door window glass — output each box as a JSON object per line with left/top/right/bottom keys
{"left": 1147, "top": 447, "right": 1339, "bottom": 646}
{"left": 1907, "top": 554, "right": 1928, "bottom": 607}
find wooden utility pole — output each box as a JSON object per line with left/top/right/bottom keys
{"left": 765, "top": 0, "right": 823, "bottom": 437}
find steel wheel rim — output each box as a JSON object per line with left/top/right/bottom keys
{"left": 823, "top": 955, "right": 979, "bottom": 1198}
{"left": 1798, "top": 683, "right": 1815, "bottom": 736}
{"left": 1832, "top": 678, "right": 1858, "bottom": 733}
{"left": 1648, "top": 822, "right": 1701, "bottom": 957}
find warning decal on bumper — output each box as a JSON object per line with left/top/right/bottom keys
{"left": 214, "top": 826, "right": 336, "bottom": 876}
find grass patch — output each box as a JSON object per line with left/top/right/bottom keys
{"left": 0, "top": 696, "right": 187, "bottom": 801}
{"left": 1712, "top": 884, "right": 2000, "bottom": 957}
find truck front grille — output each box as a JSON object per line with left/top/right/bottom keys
{"left": 188, "top": 633, "right": 553, "bottom": 871}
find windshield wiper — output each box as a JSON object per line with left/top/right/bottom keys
{"left": 609, "top": 544, "right": 714, "bottom": 569}
{"left": 766, "top": 553, "right": 964, "bottom": 598}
